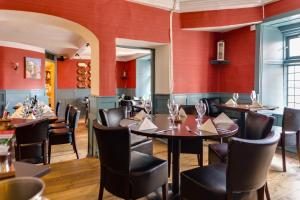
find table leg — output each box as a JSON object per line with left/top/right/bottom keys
{"left": 172, "top": 139, "right": 181, "bottom": 198}
{"left": 240, "top": 112, "right": 246, "bottom": 138}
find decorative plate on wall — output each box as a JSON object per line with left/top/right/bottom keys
{"left": 76, "top": 62, "right": 91, "bottom": 89}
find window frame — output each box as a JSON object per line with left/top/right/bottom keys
{"left": 286, "top": 35, "right": 300, "bottom": 60}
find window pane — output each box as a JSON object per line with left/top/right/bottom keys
{"left": 289, "top": 66, "right": 295, "bottom": 73}
{"left": 288, "top": 73, "right": 295, "bottom": 80}
{"left": 288, "top": 103, "right": 295, "bottom": 108}
{"left": 289, "top": 88, "right": 295, "bottom": 95}
{"left": 288, "top": 81, "right": 295, "bottom": 87}
{"left": 288, "top": 96, "right": 295, "bottom": 102}
{"left": 289, "top": 37, "right": 300, "bottom": 57}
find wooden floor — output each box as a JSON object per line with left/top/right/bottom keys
{"left": 43, "top": 121, "right": 300, "bottom": 200}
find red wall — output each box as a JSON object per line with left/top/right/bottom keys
{"left": 265, "top": 0, "right": 300, "bottom": 18}
{"left": 1, "top": 0, "right": 299, "bottom": 95}
{"left": 181, "top": 7, "right": 263, "bottom": 29}
{"left": 0, "top": 0, "right": 170, "bottom": 96}
{"left": 173, "top": 13, "right": 219, "bottom": 93}
{"left": 57, "top": 59, "right": 90, "bottom": 89}
{"left": 0, "top": 46, "right": 45, "bottom": 90}
{"left": 218, "top": 26, "right": 256, "bottom": 93}
{"left": 116, "top": 60, "right": 136, "bottom": 89}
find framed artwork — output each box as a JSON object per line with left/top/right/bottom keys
{"left": 25, "top": 57, "right": 42, "bottom": 79}
{"left": 217, "top": 41, "right": 225, "bottom": 61}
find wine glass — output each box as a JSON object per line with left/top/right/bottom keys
{"left": 250, "top": 90, "right": 257, "bottom": 104}
{"left": 233, "top": 93, "right": 239, "bottom": 106}
{"left": 144, "top": 98, "right": 152, "bottom": 119}
{"left": 195, "top": 101, "right": 207, "bottom": 128}
{"left": 168, "top": 102, "right": 179, "bottom": 129}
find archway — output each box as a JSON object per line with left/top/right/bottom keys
{"left": 0, "top": 10, "right": 100, "bottom": 95}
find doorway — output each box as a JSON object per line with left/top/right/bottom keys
{"left": 45, "top": 59, "right": 56, "bottom": 109}
{"left": 115, "top": 47, "right": 154, "bottom": 101}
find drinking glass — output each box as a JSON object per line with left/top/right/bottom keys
{"left": 144, "top": 98, "right": 152, "bottom": 119}
{"left": 168, "top": 102, "right": 179, "bottom": 129}
{"left": 250, "top": 90, "right": 257, "bottom": 104}
{"left": 195, "top": 101, "right": 207, "bottom": 128}
{"left": 233, "top": 93, "right": 239, "bottom": 106}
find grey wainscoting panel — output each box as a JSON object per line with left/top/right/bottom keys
{"left": 116, "top": 88, "right": 136, "bottom": 97}
{"left": 88, "top": 95, "right": 117, "bottom": 157}
{"left": 56, "top": 89, "right": 90, "bottom": 118}
{"left": 0, "top": 90, "right": 6, "bottom": 115}
{"left": 5, "top": 89, "right": 47, "bottom": 113}
{"left": 154, "top": 94, "right": 170, "bottom": 114}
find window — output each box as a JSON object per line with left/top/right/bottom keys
{"left": 287, "top": 65, "right": 300, "bottom": 108}
{"left": 287, "top": 35, "right": 300, "bottom": 59}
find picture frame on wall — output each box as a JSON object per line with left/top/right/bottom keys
{"left": 217, "top": 41, "right": 225, "bottom": 61}
{"left": 25, "top": 57, "right": 42, "bottom": 79}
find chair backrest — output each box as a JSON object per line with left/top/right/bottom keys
{"left": 68, "top": 106, "right": 80, "bottom": 129}
{"left": 64, "top": 104, "right": 71, "bottom": 123}
{"left": 282, "top": 107, "right": 300, "bottom": 132}
{"left": 55, "top": 101, "right": 61, "bottom": 116}
{"left": 226, "top": 131, "right": 280, "bottom": 193}
{"left": 93, "top": 120, "right": 130, "bottom": 174}
{"left": 99, "top": 107, "right": 127, "bottom": 127}
{"left": 245, "top": 111, "right": 274, "bottom": 139}
{"left": 204, "top": 97, "right": 222, "bottom": 117}
{"left": 15, "top": 119, "right": 49, "bottom": 145}
{"left": 180, "top": 105, "right": 197, "bottom": 115}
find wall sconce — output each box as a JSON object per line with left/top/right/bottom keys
{"left": 12, "top": 62, "right": 19, "bottom": 70}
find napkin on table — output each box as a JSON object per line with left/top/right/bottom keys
{"left": 198, "top": 119, "right": 218, "bottom": 134}
{"left": 213, "top": 112, "right": 234, "bottom": 124}
{"left": 10, "top": 107, "right": 24, "bottom": 118}
{"left": 27, "top": 114, "right": 36, "bottom": 120}
{"left": 134, "top": 110, "right": 147, "bottom": 121}
{"left": 138, "top": 118, "right": 158, "bottom": 131}
{"left": 178, "top": 108, "right": 187, "bottom": 119}
{"left": 250, "top": 101, "right": 263, "bottom": 108}
{"left": 225, "top": 99, "right": 235, "bottom": 106}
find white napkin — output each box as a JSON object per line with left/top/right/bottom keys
{"left": 27, "top": 114, "right": 36, "bottom": 119}
{"left": 10, "top": 107, "right": 24, "bottom": 118}
{"left": 213, "top": 112, "right": 234, "bottom": 124}
{"left": 250, "top": 101, "right": 263, "bottom": 108}
{"left": 179, "top": 108, "right": 187, "bottom": 119}
{"left": 134, "top": 110, "right": 147, "bottom": 121}
{"left": 138, "top": 118, "right": 158, "bottom": 131}
{"left": 225, "top": 99, "right": 235, "bottom": 106}
{"left": 199, "top": 119, "right": 218, "bottom": 134}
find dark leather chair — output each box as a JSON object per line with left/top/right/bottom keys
{"left": 181, "top": 131, "right": 280, "bottom": 200}
{"left": 276, "top": 107, "right": 300, "bottom": 172}
{"left": 48, "top": 106, "right": 80, "bottom": 163}
{"left": 93, "top": 121, "right": 168, "bottom": 200}
{"left": 55, "top": 101, "right": 61, "bottom": 116}
{"left": 168, "top": 105, "right": 202, "bottom": 177}
{"left": 201, "top": 97, "right": 222, "bottom": 117}
{"left": 119, "top": 100, "right": 133, "bottom": 116}
{"left": 99, "top": 108, "right": 153, "bottom": 155}
{"left": 15, "top": 119, "right": 49, "bottom": 165}
{"left": 49, "top": 104, "right": 71, "bottom": 129}
{"left": 208, "top": 111, "right": 274, "bottom": 165}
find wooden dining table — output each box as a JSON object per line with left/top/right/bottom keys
{"left": 217, "top": 104, "right": 277, "bottom": 138}
{"left": 121, "top": 114, "right": 239, "bottom": 199}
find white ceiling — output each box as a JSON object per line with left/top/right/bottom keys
{"left": 127, "top": 0, "right": 279, "bottom": 12}
{"left": 0, "top": 11, "right": 86, "bottom": 58}
{"left": 116, "top": 47, "right": 151, "bottom": 62}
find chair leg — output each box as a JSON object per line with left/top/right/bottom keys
{"left": 48, "top": 140, "right": 51, "bottom": 164}
{"left": 296, "top": 132, "right": 300, "bottom": 166}
{"left": 168, "top": 140, "right": 172, "bottom": 177}
{"left": 98, "top": 180, "right": 104, "bottom": 200}
{"left": 162, "top": 183, "right": 168, "bottom": 200}
{"left": 265, "top": 182, "right": 271, "bottom": 200}
{"left": 257, "top": 185, "right": 265, "bottom": 200}
{"left": 42, "top": 140, "right": 47, "bottom": 165}
{"left": 72, "top": 133, "right": 79, "bottom": 159}
{"left": 280, "top": 133, "right": 286, "bottom": 172}
{"left": 197, "top": 140, "right": 203, "bottom": 166}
